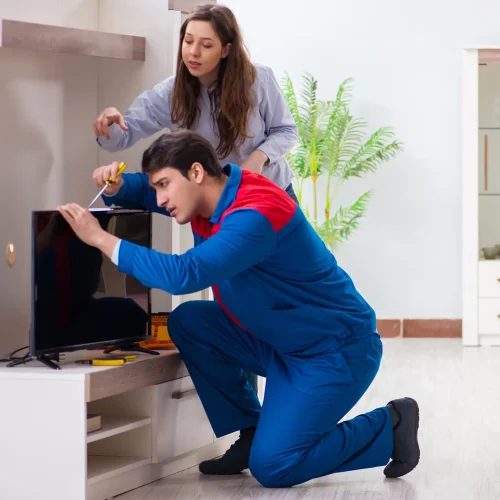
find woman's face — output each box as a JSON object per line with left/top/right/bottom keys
{"left": 182, "top": 20, "right": 231, "bottom": 87}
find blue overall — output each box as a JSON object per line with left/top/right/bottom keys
{"left": 105, "top": 165, "right": 393, "bottom": 488}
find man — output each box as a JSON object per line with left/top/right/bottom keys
{"left": 58, "top": 129, "right": 420, "bottom": 488}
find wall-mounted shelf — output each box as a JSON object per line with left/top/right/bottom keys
{"left": 0, "top": 19, "right": 145, "bottom": 61}
{"left": 168, "top": 0, "right": 216, "bottom": 12}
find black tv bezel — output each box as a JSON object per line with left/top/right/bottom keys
{"left": 30, "top": 208, "right": 152, "bottom": 356}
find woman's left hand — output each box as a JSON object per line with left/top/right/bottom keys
{"left": 240, "top": 150, "right": 268, "bottom": 174}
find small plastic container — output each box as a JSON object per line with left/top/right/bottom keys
{"left": 139, "top": 312, "right": 175, "bottom": 349}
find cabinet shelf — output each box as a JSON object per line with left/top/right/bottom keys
{"left": 87, "top": 416, "right": 152, "bottom": 444}
{"left": 0, "top": 19, "right": 145, "bottom": 61}
{"left": 479, "top": 193, "right": 500, "bottom": 196}
{"left": 87, "top": 456, "right": 151, "bottom": 485}
{"left": 479, "top": 127, "right": 500, "bottom": 130}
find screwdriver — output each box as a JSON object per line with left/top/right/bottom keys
{"left": 88, "top": 162, "right": 127, "bottom": 209}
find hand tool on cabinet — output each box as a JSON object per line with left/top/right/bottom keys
{"left": 76, "top": 355, "right": 137, "bottom": 366}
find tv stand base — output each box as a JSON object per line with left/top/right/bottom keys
{"left": 7, "top": 354, "right": 60, "bottom": 370}
{"left": 104, "top": 342, "right": 159, "bottom": 356}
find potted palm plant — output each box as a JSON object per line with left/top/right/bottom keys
{"left": 281, "top": 74, "right": 403, "bottom": 248}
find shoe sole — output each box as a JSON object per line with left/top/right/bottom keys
{"left": 199, "top": 469, "right": 247, "bottom": 475}
{"left": 384, "top": 397, "right": 420, "bottom": 478}
{"left": 405, "top": 397, "right": 420, "bottom": 467}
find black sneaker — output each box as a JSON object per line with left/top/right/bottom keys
{"left": 199, "top": 427, "right": 256, "bottom": 475}
{"left": 384, "top": 397, "right": 420, "bottom": 478}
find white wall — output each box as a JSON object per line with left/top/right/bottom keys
{"left": 222, "top": 0, "right": 496, "bottom": 318}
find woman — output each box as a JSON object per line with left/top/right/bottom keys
{"left": 94, "top": 3, "right": 298, "bottom": 202}
{"left": 94, "top": 4, "right": 298, "bottom": 394}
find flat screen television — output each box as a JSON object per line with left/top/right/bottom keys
{"left": 9, "top": 208, "right": 154, "bottom": 369}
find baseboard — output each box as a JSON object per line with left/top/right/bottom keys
{"left": 377, "top": 319, "right": 462, "bottom": 338}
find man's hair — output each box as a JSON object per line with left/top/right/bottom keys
{"left": 141, "top": 129, "right": 223, "bottom": 178}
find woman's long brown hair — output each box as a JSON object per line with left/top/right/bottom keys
{"left": 171, "top": 4, "right": 257, "bottom": 159}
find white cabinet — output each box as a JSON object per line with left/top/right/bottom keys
{"left": 478, "top": 298, "right": 500, "bottom": 334}
{"left": 478, "top": 261, "right": 500, "bottom": 336}
{"left": 477, "top": 68, "right": 500, "bottom": 344}
{"left": 478, "top": 260, "right": 500, "bottom": 297}
{"left": 0, "top": 352, "right": 235, "bottom": 500}
{"left": 152, "top": 377, "right": 214, "bottom": 463}
{"left": 462, "top": 49, "right": 500, "bottom": 346}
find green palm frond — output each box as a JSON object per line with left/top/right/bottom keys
{"left": 317, "top": 191, "right": 373, "bottom": 248}
{"left": 341, "top": 127, "right": 403, "bottom": 179}
{"left": 281, "top": 73, "right": 403, "bottom": 248}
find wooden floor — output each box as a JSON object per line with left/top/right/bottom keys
{"left": 116, "top": 339, "right": 500, "bottom": 500}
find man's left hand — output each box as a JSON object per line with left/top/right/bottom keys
{"left": 57, "top": 203, "right": 105, "bottom": 248}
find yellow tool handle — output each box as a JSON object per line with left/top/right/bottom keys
{"left": 105, "top": 162, "right": 127, "bottom": 186}
{"left": 91, "top": 359, "right": 125, "bottom": 366}
{"left": 98, "top": 355, "right": 137, "bottom": 361}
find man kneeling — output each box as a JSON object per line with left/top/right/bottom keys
{"left": 59, "top": 129, "right": 420, "bottom": 488}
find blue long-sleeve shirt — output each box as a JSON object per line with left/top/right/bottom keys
{"left": 97, "top": 64, "right": 298, "bottom": 190}
{"left": 104, "top": 165, "right": 376, "bottom": 353}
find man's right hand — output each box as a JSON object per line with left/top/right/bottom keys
{"left": 92, "top": 162, "right": 124, "bottom": 196}
{"left": 94, "top": 107, "right": 128, "bottom": 140}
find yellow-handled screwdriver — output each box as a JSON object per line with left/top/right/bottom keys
{"left": 88, "top": 162, "right": 127, "bottom": 209}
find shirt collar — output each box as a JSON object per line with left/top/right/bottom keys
{"left": 209, "top": 163, "right": 241, "bottom": 224}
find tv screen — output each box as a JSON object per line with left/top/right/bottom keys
{"left": 31, "top": 208, "right": 152, "bottom": 356}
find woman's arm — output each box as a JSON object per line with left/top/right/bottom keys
{"left": 96, "top": 77, "right": 176, "bottom": 153}
{"left": 243, "top": 66, "right": 298, "bottom": 173}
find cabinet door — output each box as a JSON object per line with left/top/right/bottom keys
{"left": 479, "top": 130, "right": 500, "bottom": 194}
{"left": 479, "top": 261, "right": 500, "bottom": 297}
{"left": 152, "top": 377, "right": 214, "bottom": 463}
{"left": 478, "top": 298, "right": 500, "bottom": 334}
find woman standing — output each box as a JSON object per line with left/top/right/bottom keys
{"left": 94, "top": 4, "right": 298, "bottom": 202}
{"left": 94, "top": 4, "right": 298, "bottom": 400}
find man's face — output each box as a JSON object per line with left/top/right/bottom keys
{"left": 149, "top": 166, "right": 203, "bottom": 225}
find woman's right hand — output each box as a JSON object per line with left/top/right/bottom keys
{"left": 94, "top": 107, "right": 128, "bottom": 139}
{"left": 92, "top": 162, "right": 124, "bottom": 196}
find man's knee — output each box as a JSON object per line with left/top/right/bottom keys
{"left": 167, "top": 301, "right": 199, "bottom": 345}
{"left": 249, "top": 447, "right": 298, "bottom": 488}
